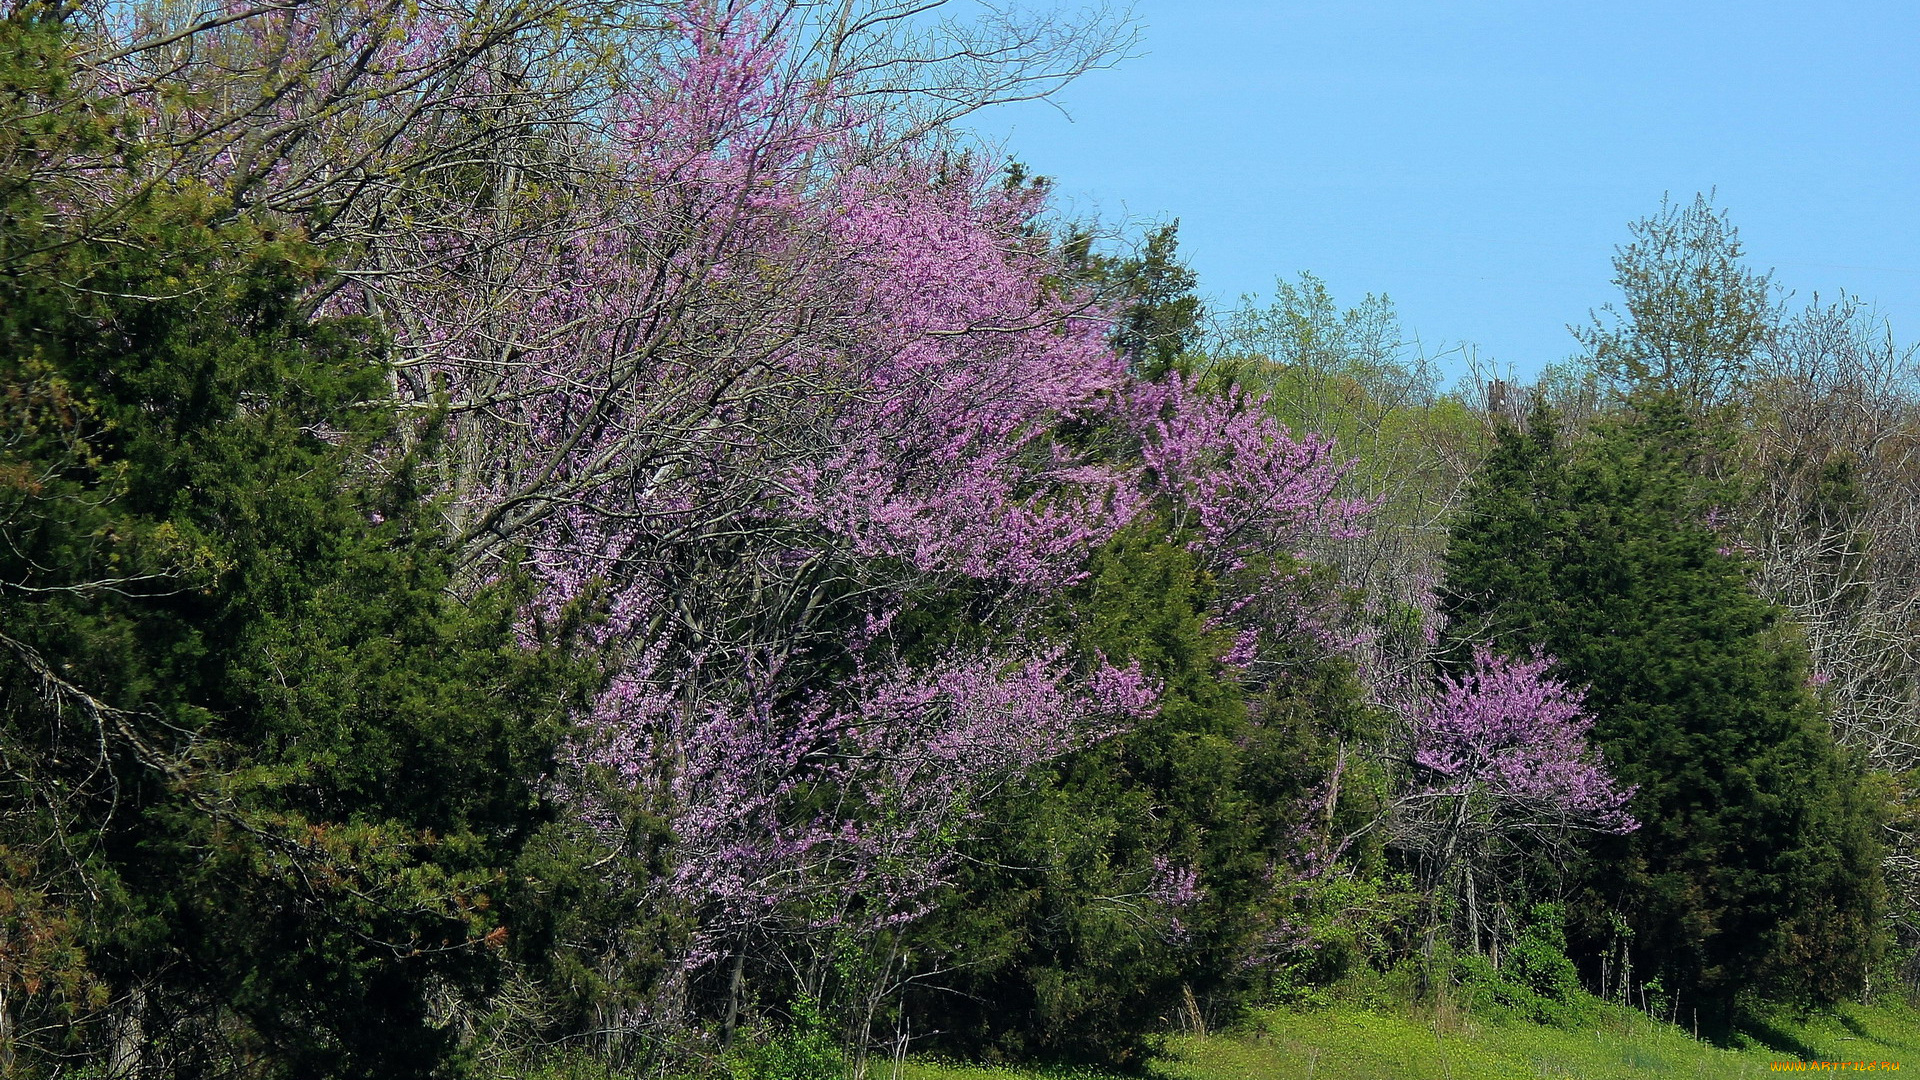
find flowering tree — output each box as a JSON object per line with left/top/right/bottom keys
{"left": 38, "top": 0, "right": 1378, "bottom": 1064}
{"left": 459, "top": 23, "right": 1369, "bottom": 1047}
{"left": 1398, "top": 647, "right": 1635, "bottom": 958}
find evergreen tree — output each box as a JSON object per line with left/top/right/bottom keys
{"left": 1057, "top": 220, "right": 1205, "bottom": 380}
{"left": 1434, "top": 400, "right": 1568, "bottom": 652}
{"left": 903, "top": 524, "right": 1375, "bottom": 1066}
{"left": 1440, "top": 395, "right": 1884, "bottom": 1024}
{"left": 0, "top": 15, "right": 586, "bottom": 1073}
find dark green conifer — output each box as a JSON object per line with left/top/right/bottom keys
{"left": 904, "top": 524, "right": 1375, "bottom": 1066}
{"left": 0, "top": 14, "right": 586, "bottom": 1073}
{"left": 1440, "top": 394, "right": 1884, "bottom": 1024}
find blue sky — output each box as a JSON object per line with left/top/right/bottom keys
{"left": 976, "top": 1, "right": 1920, "bottom": 383}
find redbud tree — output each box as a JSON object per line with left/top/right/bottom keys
{"left": 70, "top": 0, "right": 1375, "bottom": 1059}
{"left": 1400, "top": 647, "right": 1635, "bottom": 958}
{"left": 408, "top": 7, "right": 1365, "bottom": 1047}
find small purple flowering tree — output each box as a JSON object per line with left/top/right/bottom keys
{"left": 1399, "top": 647, "right": 1636, "bottom": 958}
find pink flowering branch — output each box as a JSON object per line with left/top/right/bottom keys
{"left": 1411, "top": 647, "right": 1636, "bottom": 832}
{"left": 1394, "top": 644, "right": 1636, "bottom": 956}
{"left": 579, "top": 642, "right": 1155, "bottom": 976}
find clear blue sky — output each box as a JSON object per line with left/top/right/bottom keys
{"left": 977, "top": 0, "right": 1920, "bottom": 383}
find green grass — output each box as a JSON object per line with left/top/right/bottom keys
{"left": 899, "top": 1000, "right": 1920, "bottom": 1080}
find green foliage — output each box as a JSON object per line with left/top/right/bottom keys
{"left": 10, "top": 15, "right": 1901, "bottom": 1072}
{"left": 727, "top": 997, "right": 847, "bottom": 1080}
{"left": 902, "top": 524, "right": 1379, "bottom": 1067}
{"left": 1453, "top": 905, "right": 1587, "bottom": 1027}
{"left": 1439, "top": 394, "right": 1886, "bottom": 1024}
{"left": 1574, "top": 194, "right": 1776, "bottom": 408}
{"left": 1059, "top": 221, "right": 1205, "bottom": 380}
{"left": 1210, "top": 274, "right": 1412, "bottom": 413}
{"left": 501, "top": 1053, "right": 631, "bottom": 1080}
{"left": 1256, "top": 874, "right": 1418, "bottom": 1009}
{"left": 1434, "top": 403, "right": 1568, "bottom": 653}
{"left": 1203, "top": 275, "right": 1469, "bottom": 507}
{"left": 494, "top": 725, "right": 684, "bottom": 1056}
{"left": 1204, "top": 275, "right": 1485, "bottom": 671}
{"left": 0, "top": 15, "right": 587, "bottom": 1075}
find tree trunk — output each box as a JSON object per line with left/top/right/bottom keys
{"left": 720, "top": 946, "right": 747, "bottom": 1050}
{"left": 107, "top": 986, "right": 145, "bottom": 1079}
{"left": 0, "top": 984, "right": 15, "bottom": 1078}
{"left": 1465, "top": 864, "right": 1481, "bottom": 956}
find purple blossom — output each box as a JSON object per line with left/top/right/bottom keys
{"left": 1147, "top": 856, "right": 1204, "bottom": 909}
{"left": 1413, "top": 647, "right": 1637, "bottom": 832}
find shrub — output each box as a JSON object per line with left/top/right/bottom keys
{"left": 1455, "top": 904, "right": 1590, "bottom": 1026}
{"left": 728, "top": 997, "right": 846, "bottom": 1080}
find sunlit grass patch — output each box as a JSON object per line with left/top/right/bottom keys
{"left": 898, "top": 999, "right": 1920, "bottom": 1080}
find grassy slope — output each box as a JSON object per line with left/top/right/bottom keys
{"left": 903, "top": 1001, "right": 1920, "bottom": 1080}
